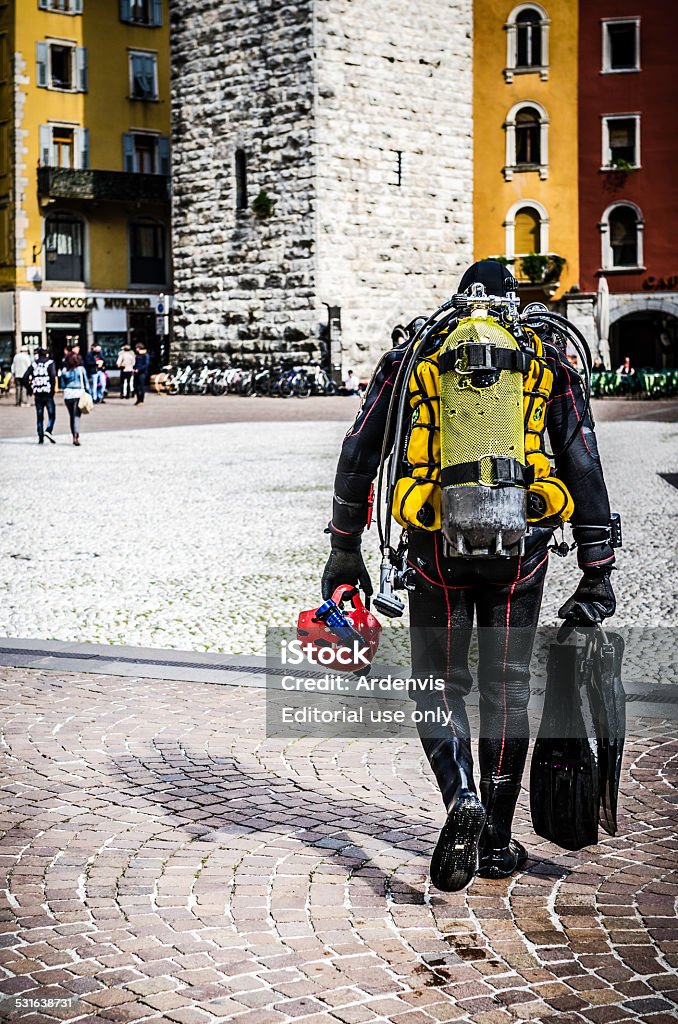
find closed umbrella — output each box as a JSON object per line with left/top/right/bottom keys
{"left": 596, "top": 276, "right": 611, "bottom": 368}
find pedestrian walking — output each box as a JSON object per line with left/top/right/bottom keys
{"left": 117, "top": 343, "right": 136, "bottom": 399}
{"left": 22, "top": 347, "right": 57, "bottom": 444}
{"left": 89, "top": 343, "right": 107, "bottom": 403}
{"left": 322, "top": 260, "right": 617, "bottom": 892}
{"left": 11, "top": 346, "right": 31, "bottom": 406}
{"left": 59, "top": 352, "right": 92, "bottom": 446}
{"left": 133, "top": 344, "right": 150, "bottom": 405}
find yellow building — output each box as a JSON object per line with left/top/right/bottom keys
{"left": 0, "top": 0, "right": 171, "bottom": 370}
{"left": 473, "top": 0, "right": 579, "bottom": 302}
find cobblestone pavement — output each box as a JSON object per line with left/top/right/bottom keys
{"left": 1, "top": 416, "right": 676, "bottom": 654}
{"left": 0, "top": 667, "right": 676, "bottom": 1024}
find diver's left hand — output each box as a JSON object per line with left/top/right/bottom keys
{"left": 558, "top": 570, "right": 616, "bottom": 632}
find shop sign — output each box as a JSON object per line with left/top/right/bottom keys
{"left": 642, "top": 276, "right": 678, "bottom": 291}
{"left": 48, "top": 296, "right": 153, "bottom": 311}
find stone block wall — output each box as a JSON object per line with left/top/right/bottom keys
{"left": 169, "top": 0, "right": 473, "bottom": 372}
{"left": 169, "top": 0, "right": 317, "bottom": 362}
{"left": 313, "top": 0, "right": 473, "bottom": 372}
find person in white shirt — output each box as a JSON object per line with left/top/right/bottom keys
{"left": 11, "top": 347, "right": 31, "bottom": 406}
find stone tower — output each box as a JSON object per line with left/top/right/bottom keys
{"left": 169, "top": 0, "right": 473, "bottom": 373}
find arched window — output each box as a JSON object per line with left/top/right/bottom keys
{"left": 504, "top": 200, "right": 550, "bottom": 260}
{"left": 44, "top": 212, "right": 85, "bottom": 281}
{"left": 600, "top": 203, "right": 644, "bottom": 270}
{"left": 129, "top": 217, "right": 167, "bottom": 284}
{"left": 505, "top": 4, "right": 550, "bottom": 82}
{"left": 503, "top": 101, "right": 549, "bottom": 180}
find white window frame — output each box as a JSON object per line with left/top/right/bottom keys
{"left": 601, "top": 113, "right": 641, "bottom": 170}
{"left": 38, "top": 0, "right": 83, "bottom": 14}
{"left": 38, "top": 38, "right": 87, "bottom": 92}
{"left": 128, "top": 49, "right": 159, "bottom": 102}
{"left": 503, "top": 100, "right": 549, "bottom": 181}
{"left": 599, "top": 202, "right": 644, "bottom": 271}
{"left": 602, "top": 17, "right": 641, "bottom": 74}
{"left": 504, "top": 3, "right": 550, "bottom": 83}
{"left": 39, "top": 121, "right": 88, "bottom": 169}
{"left": 504, "top": 199, "right": 550, "bottom": 260}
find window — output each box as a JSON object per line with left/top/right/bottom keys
{"left": 44, "top": 213, "right": 84, "bottom": 281}
{"left": 503, "top": 101, "right": 549, "bottom": 180}
{"left": 39, "top": 124, "right": 89, "bottom": 169}
{"left": 123, "top": 132, "right": 170, "bottom": 174}
{"left": 505, "top": 4, "right": 550, "bottom": 82}
{"left": 602, "top": 19, "right": 640, "bottom": 72}
{"left": 38, "top": 0, "right": 83, "bottom": 13}
{"left": 602, "top": 115, "right": 640, "bottom": 169}
{"left": 129, "top": 218, "right": 166, "bottom": 284}
{"left": 36, "top": 40, "right": 87, "bottom": 91}
{"left": 120, "top": 0, "right": 163, "bottom": 26}
{"left": 516, "top": 9, "right": 542, "bottom": 66}
{"left": 129, "top": 50, "right": 158, "bottom": 100}
{"left": 601, "top": 203, "right": 644, "bottom": 269}
{"left": 235, "top": 149, "right": 247, "bottom": 209}
{"left": 504, "top": 200, "right": 550, "bottom": 260}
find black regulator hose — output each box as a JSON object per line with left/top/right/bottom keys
{"left": 376, "top": 304, "right": 461, "bottom": 557}
{"left": 523, "top": 311, "right": 593, "bottom": 458}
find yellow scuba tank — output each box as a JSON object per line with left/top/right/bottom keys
{"left": 438, "top": 314, "right": 530, "bottom": 556}
{"left": 391, "top": 319, "right": 574, "bottom": 549}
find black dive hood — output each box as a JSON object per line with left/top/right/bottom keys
{"left": 458, "top": 259, "right": 519, "bottom": 297}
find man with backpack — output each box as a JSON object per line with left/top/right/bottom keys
{"left": 23, "top": 347, "right": 57, "bottom": 444}
{"left": 321, "top": 260, "right": 617, "bottom": 892}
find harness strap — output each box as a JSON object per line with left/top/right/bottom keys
{"left": 441, "top": 457, "right": 535, "bottom": 489}
{"left": 438, "top": 343, "right": 531, "bottom": 375}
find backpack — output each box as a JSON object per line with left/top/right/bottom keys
{"left": 391, "top": 317, "right": 573, "bottom": 556}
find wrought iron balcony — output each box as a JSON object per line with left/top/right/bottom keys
{"left": 37, "top": 167, "right": 170, "bottom": 204}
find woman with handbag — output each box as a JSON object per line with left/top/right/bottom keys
{"left": 59, "top": 352, "right": 92, "bottom": 446}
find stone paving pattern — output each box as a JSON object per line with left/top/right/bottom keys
{"left": 1, "top": 416, "right": 677, "bottom": 654}
{"left": 0, "top": 667, "right": 677, "bottom": 1023}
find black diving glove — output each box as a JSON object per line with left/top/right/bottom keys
{"left": 321, "top": 541, "right": 373, "bottom": 600}
{"left": 558, "top": 570, "right": 616, "bottom": 635}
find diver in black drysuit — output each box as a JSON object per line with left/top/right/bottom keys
{"left": 322, "top": 261, "right": 617, "bottom": 890}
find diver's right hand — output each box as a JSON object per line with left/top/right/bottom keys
{"left": 321, "top": 546, "right": 373, "bottom": 600}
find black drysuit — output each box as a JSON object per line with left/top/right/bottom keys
{"left": 328, "top": 334, "right": 615, "bottom": 850}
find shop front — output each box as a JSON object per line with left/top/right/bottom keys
{"left": 0, "top": 289, "right": 171, "bottom": 376}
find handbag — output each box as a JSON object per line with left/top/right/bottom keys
{"left": 78, "top": 367, "right": 94, "bottom": 414}
{"left": 529, "top": 626, "right": 625, "bottom": 850}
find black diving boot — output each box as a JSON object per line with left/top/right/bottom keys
{"left": 426, "top": 737, "right": 486, "bottom": 892}
{"left": 477, "top": 777, "right": 528, "bottom": 879}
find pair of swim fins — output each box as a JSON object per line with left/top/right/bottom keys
{"left": 530, "top": 627, "right": 626, "bottom": 851}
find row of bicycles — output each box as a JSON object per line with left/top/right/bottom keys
{"left": 154, "top": 361, "right": 349, "bottom": 398}
{"left": 590, "top": 368, "right": 678, "bottom": 399}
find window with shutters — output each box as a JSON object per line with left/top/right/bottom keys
{"left": 504, "top": 200, "right": 549, "bottom": 261}
{"left": 39, "top": 124, "right": 89, "bottom": 169}
{"left": 504, "top": 4, "right": 550, "bottom": 82}
{"left": 503, "top": 101, "right": 549, "bottom": 180}
{"left": 122, "top": 131, "right": 170, "bottom": 174}
{"left": 129, "top": 50, "right": 158, "bottom": 100}
{"left": 602, "top": 19, "right": 640, "bottom": 73}
{"left": 600, "top": 203, "right": 644, "bottom": 270}
{"left": 37, "top": 0, "right": 83, "bottom": 13}
{"left": 44, "top": 213, "right": 85, "bottom": 281}
{"left": 120, "top": 0, "right": 163, "bottom": 27}
{"left": 36, "top": 40, "right": 87, "bottom": 92}
{"left": 515, "top": 208, "right": 541, "bottom": 254}
{"left": 602, "top": 115, "right": 640, "bottom": 169}
{"left": 129, "top": 217, "right": 166, "bottom": 284}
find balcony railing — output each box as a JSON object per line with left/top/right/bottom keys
{"left": 38, "top": 167, "right": 170, "bottom": 204}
